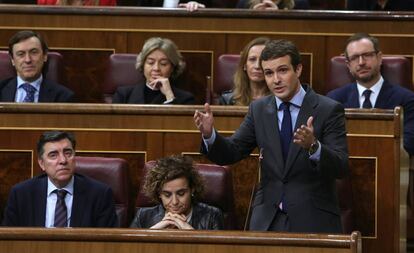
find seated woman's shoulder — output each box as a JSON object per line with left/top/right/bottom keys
{"left": 219, "top": 90, "right": 235, "bottom": 105}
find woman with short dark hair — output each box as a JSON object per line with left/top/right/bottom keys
{"left": 130, "top": 155, "right": 223, "bottom": 230}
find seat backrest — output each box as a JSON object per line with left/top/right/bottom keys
{"left": 211, "top": 54, "right": 240, "bottom": 104}
{"left": 103, "top": 53, "right": 145, "bottom": 103}
{"left": 336, "top": 177, "right": 355, "bottom": 234}
{"left": 135, "top": 160, "right": 237, "bottom": 229}
{"left": 325, "top": 56, "right": 413, "bottom": 94}
{"left": 0, "top": 50, "right": 66, "bottom": 85}
{"left": 74, "top": 156, "right": 130, "bottom": 227}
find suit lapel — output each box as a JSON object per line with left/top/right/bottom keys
{"left": 263, "top": 96, "right": 284, "bottom": 178}
{"left": 283, "top": 87, "right": 318, "bottom": 177}
{"left": 1, "top": 78, "right": 17, "bottom": 102}
{"left": 33, "top": 176, "right": 48, "bottom": 226}
{"left": 70, "top": 174, "right": 84, "bottom": 227}
{"left": 374, "top": 81, "right": 392, "bottom": 108}
{"left": 349, "top": 84, "right": 361, "bottom": 108}
{"left": 39, "top": 80, "right": 57, "bottom": 102}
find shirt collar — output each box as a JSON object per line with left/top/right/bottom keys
{"left": 275, "top": 85, "right": 306, "bottom": 110}
{"left": 356, "top": 76, "right": 384, "bottom": 97}
{"left": 17, "top": 75, "right": 43, "bottom": 91}
{"left": 47, "top": 175, "right": 74, "bottom": 197}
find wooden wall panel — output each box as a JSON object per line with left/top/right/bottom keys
{"left": 0, "top": 104, "right": 406, "bottom": 253}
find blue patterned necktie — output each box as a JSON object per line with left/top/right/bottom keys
{"left": 279, "top": 102, "right": 292, "bottom": 162}
{"left": 54, "top": 189, "right": 68, "bottom": 227}
{"left": 21, "top": 83, "right": 36, "bottom": 102}
{"left": 362, "top": 89, "right": 373, "bottom": 108}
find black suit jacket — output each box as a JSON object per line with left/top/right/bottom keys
{"left": 130, "top": 202, "right": 224, "bottom": 230}
{"left": 2, "top": 173, "right": 118, "bottom": 227}
{"left": 327, "top": 80, "right": 414, "bottom": 155}
{"left": 0, "top": 77, "right": 75, "bottom": 102}
{"left": 203, "top": 85, "right": 348, "bottom": 233}
{"left": 112, "top": 81, "right": 195, "bottom": 104}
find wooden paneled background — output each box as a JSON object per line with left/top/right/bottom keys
{"left": 0, "top": 6, "right": 412, "bottom": 103}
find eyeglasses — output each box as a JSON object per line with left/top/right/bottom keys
{"left": 347, "top": 51, "right": 378, "bottom": 63}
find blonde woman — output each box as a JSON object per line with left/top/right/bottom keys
{"left": 219, "top": 37, "right": 271, "bottom": 106}
{"left": 112, "top": 37, "right": 194, "bottom": 104}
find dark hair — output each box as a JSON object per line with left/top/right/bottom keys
{"left": 8, "top": 30, "right": 49, "bottom": 57}
{"left": 143, "top": 155, "right": 204, "bottom": 204}
{"left": 37, "top": 131, "right": 76, "bottom": 159}
{"left": 260, "top": 39, "right": 301, "bottom": 70}
{"left": 344, "top": 33, "right": 380, "bottom": 59}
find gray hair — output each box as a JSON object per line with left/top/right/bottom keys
{"left": 136, "top": 37, "right": 186, "bottom": 80}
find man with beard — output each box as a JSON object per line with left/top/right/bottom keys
{"left": 327, "top": 33, "right": 414, "bottom": 156}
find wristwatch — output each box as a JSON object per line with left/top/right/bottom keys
{"left": 308, "top": 140, "right": 319, "bottom": 156}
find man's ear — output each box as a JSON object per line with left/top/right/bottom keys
{"left": 38, "top": 158, "right": 46, "bottom": 172}
{"left": 295, "top": 63, "right": 303, "bottom": 78}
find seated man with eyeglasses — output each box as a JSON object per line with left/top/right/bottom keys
{"left": 2, "top": 131, "right": 118, "bottom": 227}
{"left": 327, "top": 32, "right": 414, "bottom": 156}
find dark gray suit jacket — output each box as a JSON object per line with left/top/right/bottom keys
{"left": 130, "top": 202, "right": 224, "bottom": 230}
{"left": 0, "top": 77, "right": 75, "bottom": 102}
{"left": 2, "top": 173, "right": 118, "bottom": 227}
{"left": 203, "top": 84, "right": 348, "bottom": 233}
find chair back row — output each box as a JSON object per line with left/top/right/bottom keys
{"left": 1, "top": 51, "right": 411, "bottom": 104}
{"left": 211, "top": 54, "right": 413, "bottom": 103}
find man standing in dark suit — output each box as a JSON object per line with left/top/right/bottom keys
{"left": 0, "top": 30, "right": 74, "bottom": 103}
{"left": 327, "top": 33, "right": 414, "bottom": 156}
{"left": 2, "top": 131, "right": 117, "bottom": 227}
{"left": 194, "top": 39, "right": 349, "bottom": 233}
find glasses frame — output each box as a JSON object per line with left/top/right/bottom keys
{"left": 346, "top": 51, "right": 379, "bottom": 63}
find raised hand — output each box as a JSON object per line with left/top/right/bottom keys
{"left": 293, "top": 116, "right": 316, "bottom": 149}
{"left": 148, "top": 77, "right": 175, "bottom": 101}
{"left": 194, "top": 103, "right": 214, "bottom": 138}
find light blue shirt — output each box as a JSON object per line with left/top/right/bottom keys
{"left": 15, "top": 75, "right": 43, "bottom": 103}
{"left": 45, "top": 176, "right": 74, "bottom": 228}
{"left": 204, "top": 86, "right": 320, "bottom": 161}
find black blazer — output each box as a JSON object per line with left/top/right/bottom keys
{"left": 0, "top": 77, "right": 75, "bottom": 102}
{"left": 112, "top": 81, "right": 195, "bottom": 104}
{"left": 2, "top": 173, "right": 118, "bottom": 227}
{"left": 130, "top": 202, "right": 224, "bottom": 230}
{"left": 327, "top": 80, "right": 414, "bottom": 155}
{"left": 203, "top": 84, "right": 348, "bottom": 233}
